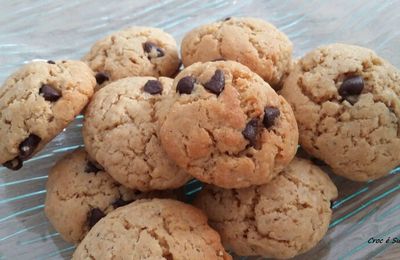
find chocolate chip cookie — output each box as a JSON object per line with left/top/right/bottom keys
{"left": 181, "top": 17, "right": 293, "bottom": 88}
{"left": 281, "top": 43, "right": 400, "bottom": 181}
{"left": 194, "top": 157, "right": 338, "bottom": 259}
{"left": 159, "top": 61, "right": 298, "bottom": 189}
{"left": 44, "top": 148, "right": 177, "bottom": 244}
{"left": 72, "top": 199, "right": 231, "bottom": 260}
{"left": 0, "top": 60, "right": 95, "bottom": 170}
{"left": 83, "top": 27, "right": 181, "bottom": 89}
{"left": 83, "top": 76, "right": 191, "bottom": 191}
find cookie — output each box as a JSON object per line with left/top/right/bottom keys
{"left": 0, "top": 60, "right": 95, "bottom": 170}
{"left": 181, "top": 17, "right": 293, "bottom": 89}
{"left": 83, "top": 27, "right": 181, "bottom": 89}
{"left": 83, "top": 76, "right": 191, "bottom": 191}
{"left": 159, "top": 61, "right": 298, "bottom": 189}
{"left": 280, "top": 43, "right": 400, "bottom": 181}
{"left": 194, "top": 157, "right": 338, "bottom": 259}
{"left": 72, "top": 199, "right": 231, "bottom": 260}
{"left": 44, "top": 148, "right": 179, "bottom": 244}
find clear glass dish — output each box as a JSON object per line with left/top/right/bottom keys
{"left": 0, "top": 0, "right": 399, "bottom": 259}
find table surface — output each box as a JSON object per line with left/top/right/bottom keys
{"left": 0, "top": 0, "right": 399, "bottom": 259}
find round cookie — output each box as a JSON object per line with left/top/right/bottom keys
{"left": 159, "top": 61, "right": 298, "bottom": 189}
{"left": 280, "top": 43, "right": 400, "bottom": 181}
{"left": 0, "top": 60, "right": 95, "bottom": 170}
{"left": 83, "top": 76, "right": 191, "bottom": 191}
{"left": 181, "top": 17, "right": 293, "bottom": 88}
{"left": 72, "top": 199, "right": 231, "bottom": 260}
{"left": 83, "top": 27, "right": 181, "bottom": 89}
{"left": 194, "top": 157, "right": 338, "bottom": 259}
{"left": 45, "top": 148, "right": 178, "bottom": 244}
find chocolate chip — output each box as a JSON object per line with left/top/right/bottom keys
{"left": 47, "top": 60, "right": 55, "bottom": 64}
{"left": 143, "top": 41, "right": 156, "bottom": 53}
{"left": 95, "top": 72, "right": 109, "bottom": 85}
{"left": 339, "top": 76, "right": 364, "bottom": 97}
{"left": 176, "top": 76, "right": 195, "bottom": 94}
{"left": 263, "top": 107, "right": 280, "bottom": 128}
{"left": 143, "top": 80, "right": 163, "bottom": 95}
{"left": 143, "top": 41, "right": 164, "bottom": 58}
{"left": 88, "top": 208, "right": 106, "bottom": 228}
{"left": 242, "top": 118, "right": 258, "bottom": 147}
{"left": 39, "top": 84, "right": 61, "bottom": 102}
{"left": 19, "top": 134, "right": 41, "bottom": 159}
{"left": 223, "top": 17, "right": 231, "bottom": 21}
{"left": 112, "top": 198, "right": 133, "bottom": 209}
{"left": 2, "top": 157, "right": 23, "bottom": 171}
{"left": 204, "top": 69, "right": 225, "bottom": 95}
{"left": 85, "top": 161, "right": 103, "bottom": 173}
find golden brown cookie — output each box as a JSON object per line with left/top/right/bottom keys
{"left": 44, "top": 148, "right": 178, "bottom": 244}
{"left": 83, "top": 27, "right": 181, "bottom": 89}
{"left": 83, "top": 76, "right": 191, "bottom": 191}
{"left": 159, "top": 61, "right": 298, "bottom": 189}
{"left": 72, "top": 199, "right": 231, "bottom": 260}
{"left": 0, "top": 60, "right": 95, "bottom": 170}
{"left": 195, "top": 157, "right": 338, "bottom": 259}
{"left": 281, "top": 43, "right": 400, "bottom": 181}
{"left": 181, "top": 17, "right": 293, "bottom": 88}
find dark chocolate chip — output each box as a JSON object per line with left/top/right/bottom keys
{"left": 204, "top": 69, "right": 225, "bottom": 95}
{"left": 223, "top": 17, "right": 231, "bottom": 21}
{"left": 338, "top": 76, "right": 364, "bottom": 97}
{"left": 176, "top": 76, "right": 195, "bottom": 94}
{"left": 88, "top": 208, "right": 106, "bottom": 228}
{"left": 95, "top": 72, "right": 109, "bottom": 85}
{"left": 19, "top": 134, "right": 41, "bottom": 159}
{"left": 85, "top": 160, "right": 103, "bottom": 173}
{"left": 242, "top": 118, "right": 258, "bottom": 147}
{"left": 39, "top": 84, "right": 61, "bottom": 102}
{"left": 47, "top": 60, "right": 56, "bottom": 64}
{"left": 112, "top": 198, "right": 134, "bottom": 209}
{"left": 143, "top": 41, "right": 164, "bottom": 58}
{"left": 3, "top": 157, "right": 23, "bottom": 171}
{"left": 143, "top": 80, "right": 163, "bottom": 95}
{"left": 263, "top": 107, "right": 280, "bottom": 128}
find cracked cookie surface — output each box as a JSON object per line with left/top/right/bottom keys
{"left": 280, "top": 43, "right": 400, "bottom": 181}
{"left": 159, "top": 61, "right": 298, "bottom": 189}
{"left": 83, "top": 77, "right": 191, "bottom": 191}
{"left": 44, "top": 148, "right": 177, "bottom": 244}
{"left": 194, "top": 157, "right": 338, "bottom": 259}
{"left": 83, "top": 27, "right": 180, "bottom": 89}
{"left": 0, "top": 60, "right": 95, "bottom": 169}
{"left": 72, "top": 199, "right": 231, "bottom": 260}
{"left": 181, "top": 17, "right": 293, "bottom": 88}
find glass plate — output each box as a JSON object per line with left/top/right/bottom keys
{"left": 0, "top": 0, "right": 399, "bottom": 259}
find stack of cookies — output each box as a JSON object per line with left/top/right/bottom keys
{"left": 0, "top": 17, "right": 399, "bottom": 259}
